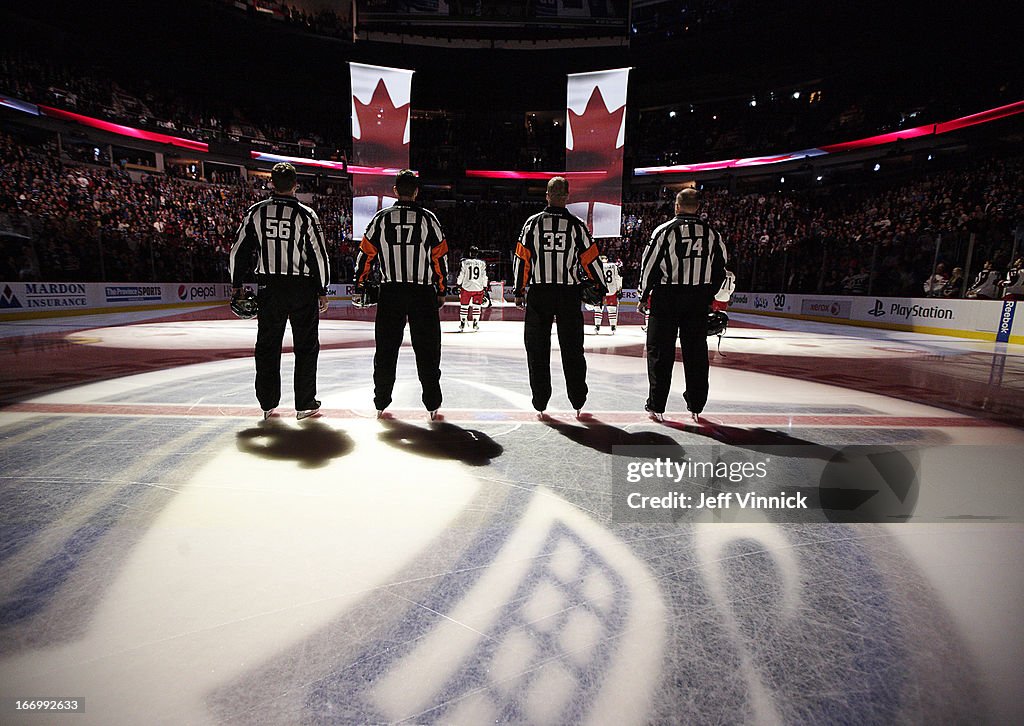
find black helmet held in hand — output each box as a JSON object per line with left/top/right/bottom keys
{"left": 353, "top": 280, "right": 380, "bottom": 308}
{"left": 579, "top": 278, "right": 605, "bottom": 306}
{"left": 707, "top": 310, "right": 729, "bottom": 337}
{"left": 230, "top": 289, "right": 258, "bottom": 319}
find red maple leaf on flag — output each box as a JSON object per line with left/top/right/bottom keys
{"left": 567, "top": 86, "right": 625, "bottom": 229}
{"left": 353, "top": 78, "right": 410, "bottom": 199}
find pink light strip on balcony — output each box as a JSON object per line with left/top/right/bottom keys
{"left": 634, "top": 100, "right": 1024, "bottom": 176}
{"left": 38, "top": 105, "right": 209, "bottom": 153}
{"left": 464, "top": 170, "right": 608, "bottom": 180}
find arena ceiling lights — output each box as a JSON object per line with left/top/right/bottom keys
{"left": 632, "top": 100, "right": 1024, "bottom": 176}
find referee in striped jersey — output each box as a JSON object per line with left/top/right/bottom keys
{"left": 355, "top": 169, "right": 449, "bottom": 419}
{"left": 229, "top": 162, "right": 330, "bottom": 420}
{"left": 513, "top": 176, "right": 607, "bottom": 416}
{"left": 639, "top": 187, "right": 728, "bottom": 421}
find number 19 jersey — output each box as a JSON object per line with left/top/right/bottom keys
{"left": 458, "top": 258, "right": 489, "bottom": 292}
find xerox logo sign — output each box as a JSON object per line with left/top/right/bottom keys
{"left": 800, "top": 299, "right": 851, "bottom": 319}
{"left": 868, "top": 300, "right": 885, "bottom": 317}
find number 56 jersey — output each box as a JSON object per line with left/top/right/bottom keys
{"left": 513, "top": 205, "right": 605, "bottom": 295}
{"left": 230, "top": 193, "right": 331, "bottom": 294}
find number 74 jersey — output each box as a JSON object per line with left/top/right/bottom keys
{"left": 512, "top": 205, "right": 605, "bottom": 295}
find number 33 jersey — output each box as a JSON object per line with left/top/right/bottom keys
{"left": 513, "top": 206, "right": 604, "bottom": 294}
{"left": 356, "top": 200, "right": 450, "bottom": 292}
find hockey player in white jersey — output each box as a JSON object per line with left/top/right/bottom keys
{"left": 592, "top": 256, "right": 623, "bottom": 334}
{"left": 713, "top": 269, "right": 736, "bottom": 311}
{"left": 457, "top": 246, "right": 488, "bottom": 331}
{"left": 999, "top": 257, "right": 1024, "bottom": 299}
{"left": 966, "top": 260, "right": 1001, "bottom": 299}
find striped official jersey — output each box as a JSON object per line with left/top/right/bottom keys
{"left": 600, "top": 261, "right": 623, "bottom": 295}
{"left": 229, "top": 194, "right": 330, "bottom": 293}
{"left": 355, "top": 201, "right": 450, "bottom": 292}
{"left": 458, "top": 258, "right": 489, "bottom": 292}
{"left": 639, "top": 213, "right": 728, "bottom": 297}
{"left": 513, "top": 206, "right": 604, "bottom": 294}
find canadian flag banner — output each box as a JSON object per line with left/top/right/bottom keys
{"left": 350, "top": 62, "right": 414, "bottom": 237}
{"left": 565, "top": 68, "right": 630, "bottom": 238}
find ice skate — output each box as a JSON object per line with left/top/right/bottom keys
{"left": 296, "top": 400, "right": 321, "bottom": 420}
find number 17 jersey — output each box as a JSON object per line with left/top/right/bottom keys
{"left": 513, "top": 205, "right": 604, "bottom": 294}
{"left": 355, "top": 200, "right": 450, "bottom": 292}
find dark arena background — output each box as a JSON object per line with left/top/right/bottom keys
{"left": 1, "top": 1, "right": 1023, "bottom": 724}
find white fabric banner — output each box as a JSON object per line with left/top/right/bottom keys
{"left": 566, "top": 68, "right": 629, "bottom": 238}
{"left": 350, "top": 63, "right": 414, "bottom": 238}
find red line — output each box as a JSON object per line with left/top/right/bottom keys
{"left": 0, "top": 403, "right": 1000, "bottom": 427}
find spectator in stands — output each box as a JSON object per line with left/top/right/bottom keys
{"left": 842, "top": 265, "right": 870, "bottom": 295}
{"left": 941, "top": 267, "right": 965, "bottom": 297}
{"left": 923, "top": 263, "right": 948, "bottom": 297}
